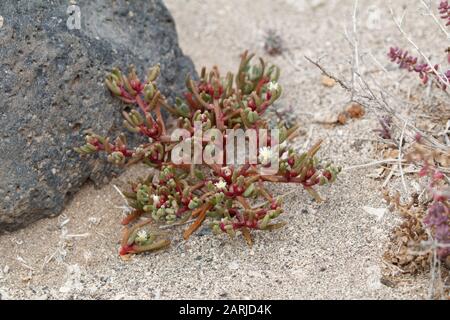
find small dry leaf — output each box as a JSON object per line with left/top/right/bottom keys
{"left": 435, "top": 153, "right": 450, "bottom": 167}
{"left": 346, "top": 103, "right": 365, "bottom": 118}
{"left": 382, "top": 194, "right": 431, "bottom": 275}
{"left": 321, "top": 75, "right": 336, "bottom": 87}
{"left": 380, "top": 276, "right": 397, "bottom": 288}
{"left": 120, "top": 253, "right": 132, "bottom": 261}
{"left": 337, "top": 112, "right": 347, "bottom": 125}
{"left": 383, "top": 148, "right": 399, "bottom": 159}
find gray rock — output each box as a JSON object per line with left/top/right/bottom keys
{"left": 0, "top": 0, "right": 196, "bottom": 231}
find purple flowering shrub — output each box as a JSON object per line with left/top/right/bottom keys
{"left": 388, "top": 1, "right": 450, "bottom": 90}
{"left": 425, "top": 201, "right": 450, "bottom": 259}
{"left": 388, "top": 47, "right": 450, "bottom": 90}
{"left": 439, "top": 0, "right": 450, "bottom": 25}
{"left": 408, "top": 141, "right": 450, "bottom": 261}
{"left": 419, "top": 163, "right": 449, "bottom": 260}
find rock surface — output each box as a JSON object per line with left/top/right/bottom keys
{"left": 0, "top": 0, "right": 196, "bottom": 231}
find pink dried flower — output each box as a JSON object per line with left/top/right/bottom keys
{"left": 414, "top": 132, "right": 422, "bottom": 142}
{"left": 388, "top": 47, "right": 418, "bottom": 70}
{"left": 433, "top": 171, "right": 445, "bottom": 181}
{"left": 439, "top": 1, "right": 450, "bottom": 26}
{"left": 388, "top": 47, "right": 449, "bottom": 90}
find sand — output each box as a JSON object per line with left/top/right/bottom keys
{"left": 0, "top": 0, "right": 443, "bottom": 299}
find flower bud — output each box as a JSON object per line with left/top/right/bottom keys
{"left": 136, "top": 185, "right": 150, "bottom": 204}
{"left": 243, "top": 183, "right": 256, "bottom": 197}
{"left": 107, "top": 151, "right": 126, "bottom": 165}
{"left": 188, "top": 198, "right": 200, "bottom": 210}
{"left": 319, "top": 176, "right": 328, "bottom": 186}
{"left": 166, "top": 214, "right": 176, "bottom": 222}
{"left": 143, "top": 204, "right": 155, "bottom": 212}
{"left": 130, "top": 110, "right": 144, "bottom": 126}
{"left": 84, "top": 143, "right": 98, "bottom": 153}
{"left": 259, "top": 214, "right": 271, "bottom": 229}
{"left": 143, "top": 83, "right": 155, "bottom": 102}
{"left": 105, "top": 78, "right": 121, "bottom": 96}
{"left": 247, "top": 110, "right": 259, "bottom": 123}
{"left": 212, "top": 224, "right": 221, "bottom": 235}
{"left": 225, "top": 224, "right": 235, "bottom": 238}
{"left": 147, "top": 64, "right": 160, "bottom": 82}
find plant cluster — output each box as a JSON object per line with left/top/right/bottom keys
{"left": 76, "top": 51, "right": 340, "bottom": 256}
{"left": 388, "top": 47, "right": 450, "bottom": 90}
{"left": 383, "top": 189, "right": 431, "bottom": 274}
{"left": 383, "top": 141, "right": 450, "bottom": 273}
{"left": 388, "top": 1, "right": 450, "bottom": 90}
{"left": 407, "top": 141, "right": 449, "bottom": 261}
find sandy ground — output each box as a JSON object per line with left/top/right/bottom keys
{"left": 1, "top": 0, "right": 445, "bottom": 299}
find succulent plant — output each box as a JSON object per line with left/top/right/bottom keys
{"left": 76, "top": 51, "right": 340, "bottom": 256}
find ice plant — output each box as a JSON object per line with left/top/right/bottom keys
{"left": 76, "top": 51, "right": 340, "bottom": 256}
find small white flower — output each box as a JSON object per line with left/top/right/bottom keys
{"left": 221, "top": 167, "right": 232, "bottom": 177}
{"left": 135, "top": 230, "right": 148, "bottom": 243}
{"left": 214, "top": 179, "right": 227, "bottom": 190}
{"left": 268, "top": 81, "right": 279, "bottom": 92}
{"left": 152, "top": 195, "right": 160, "bottom": 204}
{"left": 259, "top": 146, "right": 274, "bottom": 166}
